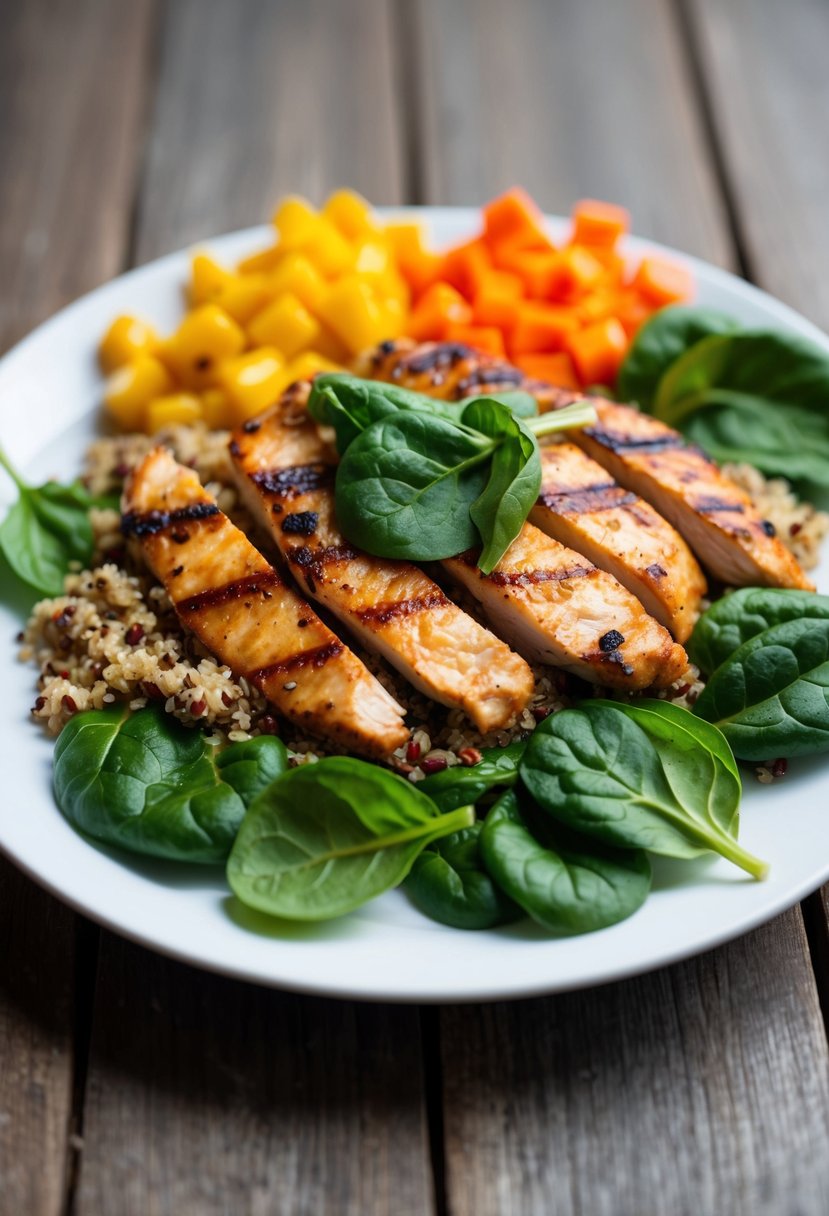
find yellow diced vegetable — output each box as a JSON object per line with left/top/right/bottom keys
{"left": 286, "top": 351, "right": 344, "bottom": 381}
{"left": 247, "top": 292, "right": 321, "bottom": 357}
{"left": 217, "top": 275, "right": 270, "bottom": 324}
{"left": 353, "top": 240, "right": 392, "bottom": 276}
{"left": 323, "top": 190, "right": 379, "bottom": 240}
{"left": 318, "top": 277, "right": 394, "bottom": 353}
{"left": 163, "top": 304, "right": 245, "bottom": 389}
{"left": 237, "top": 243, "right": 284, "bottom": 276}
{"left": 314, "top": 324, "right": 351, "bottom": 364}
{"left": 190, "top": 253, "right": 233, "bottom": 305}
{"left": 99, "top": 316, "right": 159, "bottom": 373}
{"left": 304, "top": 216, "right": 355, "bottom": 278}
{"left": 265, "top": 254, "right": 325, "bottom": 312}
{"left": 217, "top": 347, "right": 285, "bottom": 423}
{"left": 200, "top": 388, "right": 232, "bottom": 430}
{"left": 272, "top": 196, "right": 318, "bottom": 246}
{"left": 104, "top": 356, "right": 172, "bottom": 430}
{"left": 146, "top": 393, "right": 202, "bottom": 433}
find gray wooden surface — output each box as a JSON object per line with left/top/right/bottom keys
{"left": 2, "top": 1, "right": 829, "bottom": 1213}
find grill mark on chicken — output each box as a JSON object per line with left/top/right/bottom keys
{"left": 585, "top": 428, "right": 690, "bottom": 456}
{"left": 247, "top": 639, "right": 345, "bottom": 684}
{"left": 252, "top": 463, "right": 334, "bottom": 497}
{"left": 538, "top": 483, "right": 638, "bottom": 515}
{"left": 394, "top": 342, "right": 473, "bottom": 374}
{"left": 455, "top": 365, "right": 524, "bottom": 395}
{"left": 121, "top": 503, "right": 220, "bottom": 538}
{"left": 693, "top": 496, "right": 745, "bottom": 514}
{"left": 455, "top": 549, "right": 595, "bottom": 587}
{"left": 355, "top": 591, "right": 450, "bottom": 625}
{"left": 176, "top": 571, "right": 282, "bottom": 615}
{"left": 289, "top": 543, "right": 360, "bottom": 570}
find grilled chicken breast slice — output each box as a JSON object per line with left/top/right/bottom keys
{"left": 122, "top": 448, "right": 408, "bottom": 759}
{"left": 229, "top": 389, "right": 535, "bottom": 732}
{"left": 362, "top": 339, "right": 813, "bottom": 592}
{"left": 574, "top": 400, "right": 814, "bottom": 590}
{"left": 530, "top": 442, "right": 707, "bottom": 641}
{"left": 443, "top": 523, "right": 689, "bottom": 690}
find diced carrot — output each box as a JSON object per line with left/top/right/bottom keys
{"left": 472, "top": 270, "right": 524, "bottom": 329}
{"left": 514, "top": 352, "right": 581, "bottom": 391}
{"left": 384, "top": 222, "right": 445, "bottom": 296}
{"left": 444, "top": 323, "right": 506, "bottom": 358}
{"left": 632, "top": 256, "right": 694, "bottom": 306}
{"left": 483, "top": 188, "right": 545, "bottom": 246}
{"left": 510, "top": 302, "right": 580, "bottom": 355}
{"left": 384, "top": 222, "right": 425, "bottom": 261}
{"left": 574, "top": 288, "right": 626, "bottom": 325}
{"left": 546, "top": 247, "right": 606, "bottom": 301}
{"left": 566, "top": 317, "right": 628, "bottom": 385}
{"left": 497, "top": 250, "right": 561, "bottom": 299}
{"left": 583, "top": 246, "right": 627, "bottom": 285}
{"left": 614, "top": 289, "right": 655, "bottom": 338}
{"left": 571, "top": 199, "right": 630, "bottom": 248}
{"left": 442, "top": 238, "right": 492, "bottom": 300}
{"left": 406, "top": 282, "right": 473, "bottom": 341}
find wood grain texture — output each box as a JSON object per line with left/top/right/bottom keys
{"left": 0, "top": 3, "right": 157, "bottom": 1212}
{"left": 134, "top": 0, "right": 404, "bottom": 263}
{"left": 440, "top": 915, "right": 829, "bottom": 1216}
{"left": 408, "top": 0, "right": 732, "bottom": 263}
{"left": 411, "top": 3, "right": 829, "bottom": 1213}
{"left": 685, "top": 0, "right": 829, "bottom": 328}
{"left": 76, "top": 942, "right": 434, "bottom": 1216}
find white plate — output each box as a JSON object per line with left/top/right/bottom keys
{"left": 1, "top": 208, "right": 828, "bottom": 1004}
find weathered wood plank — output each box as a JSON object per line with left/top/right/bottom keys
{"left": 74, "top": 4, "right": 434, "bottom": 1212}
{"left": 441, "top": 915, "right": 829, "bottom": 1216}
{"left": 134, "top": 0, "right": 405, "bottom": 263}
{"left": 0, "top": 2, "right": 158, "bottom": 1213}
{"left": 410, "top": 1, "right": 829, "bottom": 1212}
{"left": 685, "top": 0, "right": 829, "bottom": 329}
{"left": 408, "top": 0, "right": 732, "bottom": 264}
{"left": 78, "top": 944, "right": 433, "bottom": 1216}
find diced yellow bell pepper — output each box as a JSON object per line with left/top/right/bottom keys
{"left": 375, "top": 268, "right": 411, "bottom": 308}
{"left": 200, "top": 388, "right": 232, "bottom": 430}
{"left": 99, "top": 316, "right": 159, "bottom": 373}
{"left": 304, "top": 216, "right": 355, "bottom": 278}
{"left": 104, "top": 356, "right": 172, "bottom": 431}
{"left": 318, "top": 277, "right": 393, "bottom": 354}
{"left": 314, "top": 323, "right": 351, "bottom": 364}
{"left": 353, "top": 240, "right": 392, "bottom": 276}
{"left": 237, "top": 243, "right": 284, "bottom": 276}
{"left": 383, "top": 222, "right": 426, "bottom": 263}
{"left": 217, "top": 347, "right": 286, "bottom": 423}
{"left": 190, "top": 253, "right": 233, "bottom": 306}
{"left": 217, "top": 275, "right": 270, "bottom": 324}
{"left": 146, "top": 393, "right": 203, "bottom": 433}
{"left": 247, "top": 292, "right": 321, "bottom": 357}
{"left": 162, "top": 304, "right": 246, "bottom": 389}
{"left": 265, "top": 254, "right": 325, "bottom": 312}
{"left": 286, "top": 351, "right": 344, "bottom": 381}
{"left": 272, "top": 196, "right": 318, "bottom": 246}
{"left": 323, "top": 190, "right": 380, "bottom": 240}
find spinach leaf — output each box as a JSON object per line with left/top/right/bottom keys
{"left": 652, "top": 330, "right": 829, "bottom": 486}
{"left": 459, "top": 389, "right": 539, "bottom": 419}
{"left": 479, "top": 790, "right": 651, "bottom": 934}
{"left": 0, "top": 448, "right": 98, "bottom": 596}
{"left": 334, "top": 411, "right": 492, "bottom": 560}
{"left": 54, "top": 706, "right": 288, "bottom": 863}
{"left": 617, "top": 306, "right": 740, "bottom": 407}
{"left": 406, "top": 823, "right": 521, "bottom": 929}
{"left": 689, "top": 588, "right": 829, "bottom": 676}
{"left": 417, "top": 741, "right": 526, "bottom": 812}
{"left": 227, "top": 757, "right": 475, "bottom": 920}
{"left": 462, "top": 397, "right": 541, "bottom": 574}
{"left": 693, "top": 617, "right": 829, "bottom": 759}
{"left": 520, "top": 701, "right": 766, "bottom": 877}
{"left": 308, "top": 374, "right": 464, "bottom": 452}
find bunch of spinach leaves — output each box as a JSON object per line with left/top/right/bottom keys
{"left": 307, "top": 373, "right": 596, "bottom": 574}
{"left": 0, "top": 447, "right": 113, "bottom": 597}
{"left": 617, "top": 307, "right": 829, "bottom": 491}
{"left": 690, "top": 588, "right": 829, "bottom": 760}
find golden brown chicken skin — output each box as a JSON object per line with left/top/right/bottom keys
{"left": 362, "top": 339, "right": 813, "bottom": 592}
{"left": 122, "top": 448, "right": 408, "bottom": 759}
{"left": 229, "top": 387, "right": 535, "bottom": 733}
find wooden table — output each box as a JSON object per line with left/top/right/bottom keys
{"left": 3, "top": 2, "right": 829, "bottom": 1212}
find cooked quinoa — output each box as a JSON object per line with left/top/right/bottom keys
{"left": 18, "top": 429, "right": 828, "bottom": 779}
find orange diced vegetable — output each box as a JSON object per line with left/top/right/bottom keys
{"left": 443, "top": 239, "right": 492, "bottom": 300}
{"left": 514, "top": 352, "right": 581, "bottom": 391}
{"left": 472, "top": 271, "right": 523, "bottom": 329}
{"left": 547, "top": 247, "right": 606, "bottom": 300}
{"left": 510, "top": 302, "right": 579, "bottom": 355}
{"left": 499, "top": 250, "right": 561, "bottom": 299}
{"left": 571, "top": 199, "right": 630, "bottom": 248}
{"left": 566, "top": 317, "right": 628, "bottom": 385}
{"left": 614, "top": 290, "right": 655, "bottom": 338}
{"left": 444, "top": 323, "right": 506, "bottom": 358}
{"left": 483, "top": 188, "right": 546, "bottom": 246}
{"left": 632, "top": 256, "right": 694, "bottom": 306}
{"left": 406, "top": 283, "right": 473, "bottom": 341}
